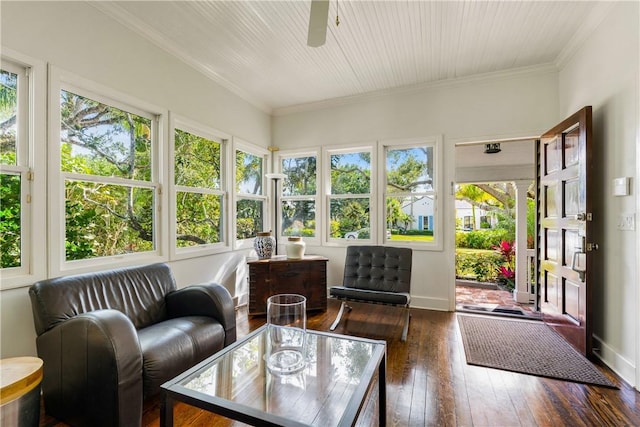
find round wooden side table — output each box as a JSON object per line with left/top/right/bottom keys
{"left": 0, "top": 357, "right": 43, "bottom": 427}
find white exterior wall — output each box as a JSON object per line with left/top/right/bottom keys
{"left": 557, "top": 1, "right": 640, "bottom": 386}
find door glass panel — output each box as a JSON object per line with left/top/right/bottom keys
{"left": 563, "top": 229, "right": 582, "bottom": 268}
{"left": 564, "top": 127, "right": 580, "bottom": 167}
{"left": 546, "top": 272, "right": 559, "bottom": 307}
{"left": 546, "top": 229, "right": 558, "bottom": 261}
{"left": 564, "top": 179, "right": 580, "bottom": 217}
{"left": 545, "top": 184, "right": 557, "bottom": 217}
{"left": 545, "top": 137, "right": 560, "bottom": 174}
{"left": 564, "top": 278, "right": 580, "bottom": 321}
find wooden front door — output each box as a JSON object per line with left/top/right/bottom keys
{"left": 537, "top": 106, "right": 595, "bottom": 357}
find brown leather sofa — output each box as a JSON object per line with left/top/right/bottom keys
{"left": 29, "top": 262, "right": 236, "bottom": 427}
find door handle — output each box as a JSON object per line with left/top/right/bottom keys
{"left": 571, "top": 250, "right": 586, "bottom": 282}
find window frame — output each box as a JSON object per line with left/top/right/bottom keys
{"left": 378, "top": 136, "right": 443, "bottom": 251}
{"left": 232, "top": 138, "right": 269, "bottom": 251}
{"left": 0, "top": 50, "right": 46, "bottom": 289}
{"left": 169, "top": 114, "right": 231, "bottom": 260}
{"left": 275, "top": 148, "right": 321, "bottom": 246}
{"left": 323, "top": 143, "right": 377, "bottom": 245}
{"left": 48, "top": 66, "right": 168, "bottom": 277}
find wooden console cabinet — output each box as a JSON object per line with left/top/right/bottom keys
{"left": 247, "top": 255, "right": 328, "bottom": 316}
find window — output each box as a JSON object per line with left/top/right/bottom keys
{"left": 279, "top": 152, "right": 318, "bottom": 239}
{"left": 464, "top": 216, "right": 473, "bottom": 229}
{"left": 52, "top": 74, "right": 162, "bottom": 268}
{"left": 382, "top": 137, "right": 441, "bottom": 247}
{"left": 0, "top": 62, "right": 28, "bottom": 272}
{"left": 171, "top": 119, "right": 228, "bottom": 256}
{"left": 234, "top": 142, "right": 267, "bottom": 245}
{"left": 326, "top": 148, "right": 373, "bottom": 240}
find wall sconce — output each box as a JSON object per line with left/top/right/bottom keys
{"left": 484, "top": 143, "right": 501, "bottom": 154}
{"left": 265, "top": 173, "right": 287, "bottom": 255}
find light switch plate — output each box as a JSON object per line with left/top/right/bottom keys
{"left": 617, "top": 213, "right": 635, "bottom": 231}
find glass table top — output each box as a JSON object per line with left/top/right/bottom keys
{"left": 164, "top": 325, "right": 386, "bottom": 426}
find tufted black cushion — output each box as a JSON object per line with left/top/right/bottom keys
{"left": 330, "top": 245, "right": 412, "bottom": 304}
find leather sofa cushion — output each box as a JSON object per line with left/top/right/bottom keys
{"left": 30, "top": 263, "right": 177, "bottom": 333}
{"left": 138, "top": 316, "right": 225, "bottom": 397}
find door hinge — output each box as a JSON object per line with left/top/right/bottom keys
{"left": 26, "top": 194, "right": 31, "bottom": 203}
{"left": 27, "top": 171, "right": 34, "bottom": 181}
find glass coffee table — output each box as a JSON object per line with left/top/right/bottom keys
{"left": 160, "top": 325, "right": 386, "bottom": 426}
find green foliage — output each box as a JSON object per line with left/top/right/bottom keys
{"left": 455, "top": 250, "right": 503, "bottom": 282}
{"left": 174, "top": 129, "right": 221, "bottom": 188}
{"left": 455, "top": 229, "right": 512, "bottom": 250}
{"left": 282, "top": 156, "right": 316, "bottom": 196}
{"left": 330, "top": 152, "right": 370, "bottom": 194}
{"left": 236, "top": 199, "right": 263, "bottom": 239}
{"left": 65, "top": 199, "right": 97, "bottom": 260}
{"left": 0, "top": 173, "right": 21, "bottom": 267}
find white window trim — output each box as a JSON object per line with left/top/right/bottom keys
{"left": 378, "top": 136, "right": 444, "bottom": 251}
{"left": 48, "top": 66, "right": 168, "bottom": 277}
{"left": 231, "top": 137, "right": 269, "bottom": 251}
{"left": 322, "top": 143, "right": 377, "bottom": 246}
{"left": 169, "top": 114, "right": 231, "bottom": 260}
{"left": 274, "top": 148, "right": 321, "bottom": 246}
{"left": 0, "top": 49, "right": 47, "bottom": 290}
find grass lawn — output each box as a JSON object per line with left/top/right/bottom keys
{"left": 390, "top": 235, "right": 434, "bottom": 242}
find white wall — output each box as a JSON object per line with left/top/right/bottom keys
{"left": 0, "top": 2, "right": 270, "bottom": 358}
{"left": 558, "top": 1, "right": 640, "bottom": 386}
{"left": 273, "top": 67, "right": 559, "bottom": 312}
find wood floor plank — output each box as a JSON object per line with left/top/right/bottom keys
{"left": 39, "top": 301, "right": 640, "bottom": 426}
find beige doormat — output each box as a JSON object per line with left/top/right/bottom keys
{"left": 457, "top": 314, "right": 617, "bottom": 388}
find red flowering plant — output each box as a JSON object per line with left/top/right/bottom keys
{"left": 494, "top": 240, "right": 515, "bottom": 290}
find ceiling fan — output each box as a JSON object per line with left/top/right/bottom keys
{"left": 307, "top": 0, "right": 330, "bottom": 47}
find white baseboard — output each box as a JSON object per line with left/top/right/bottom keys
{"left": 410, "top": 295, "right": 450, "bottom": 311}
{"left": 593, "top": 333, "right": 636, "bottom": 388}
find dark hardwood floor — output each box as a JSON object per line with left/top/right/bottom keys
{"left": 40, "top": 299, "right": 640, "bottom": 426}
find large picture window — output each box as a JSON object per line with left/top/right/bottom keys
{"left": 58, "top": 87, "right": 158, "bottom": 262}
{"left": 326, "top": 148, "right": 372, "bottom": 240}
{"left": 280, "top": 153, "right": 318, "bottom": 238}
{"left": 172, "top": 123, "right": 227, "bottom": 253}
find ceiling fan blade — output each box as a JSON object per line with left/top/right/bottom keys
{"left": 307, "top": 0, "right": 330, "bottom": 47}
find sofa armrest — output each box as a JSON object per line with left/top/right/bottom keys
{"left": 36, "top": 309, "right": 143, "bottom": 427}
{"left": 166, "top": 283, "right": 237, "bottom": 346}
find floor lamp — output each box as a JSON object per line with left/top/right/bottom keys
{"left": 265, "top": 173, "right": 286, "bottom": 255}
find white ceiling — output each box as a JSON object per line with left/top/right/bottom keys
{"left": 93, "top": 1, "right": 612, "bottom": 114}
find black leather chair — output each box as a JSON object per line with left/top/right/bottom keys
{"left": 329, "top": 245, "right": 413, "bottom": 341}
{"left": 29, "top": 262, "right": 236, "bottom": 427}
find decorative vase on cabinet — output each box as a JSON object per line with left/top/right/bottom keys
{"left": 285, "top": 236, "right": 306, "bottom": 260}
{"left": 254, "top": 231, "right": 275, "bottom": 259}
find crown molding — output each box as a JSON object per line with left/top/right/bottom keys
{"left": 272, "top": 63, "right": 559, "bottom": 117}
